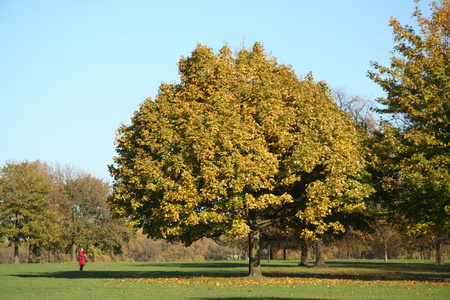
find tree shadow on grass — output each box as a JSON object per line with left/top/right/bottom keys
{"left": 12, "top": 260, "right": 450, "bottom": 282}
{"left": 12, "top": 262, "right": 248, "bottom": 279}
{"left": 133, "top": 261, "right": 249, "bottom": 269}
{"left": 198, "top": 298, "right": 324, "bottom": 300}
{"left": 14, "top": 270, "right": 243, "bottom": 279}
{"left": 265, "top": 260, "right": 450, "bottom": 282}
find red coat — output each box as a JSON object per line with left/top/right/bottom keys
{"left": 78, "top": 251, "right": 85, "bottom": 265}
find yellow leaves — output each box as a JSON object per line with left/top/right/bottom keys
{"left": 280, "top": 174, "right": 301, "bottom": 186}
{"left": 199, "top": 210, "right": 226, "bottom": 224}
{"left": 184, "top": 212, "right": 200, "bottom": 226}
{"left": 161, "top": 226, "right": 183, "bottom": 238}
{"left": 140, "top": 276, "right": 378, "bottom": 287}
{"left": 228, "top": 219, "right": 250, "bottom": 238}
{"left": 246, "top": 193, "right": 293, "bottom": 210}
{"left": 130, "top": 198, "right": 143, "bottom": 211}
{"left": 110, "top": 41, "right": 374, "bottom": 246}
{"left": 244, "top": 193, "right": 257, "bottom": 208}
{"left": 162, "top": 203, "right": 182, "bottom": 222}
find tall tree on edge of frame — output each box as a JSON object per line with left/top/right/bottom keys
{"left": 368, "top": 0, "right": 450, "bottom": 265}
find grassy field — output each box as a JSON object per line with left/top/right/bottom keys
{"left": 0, "top": 259, "right": 449, "bottom": 299}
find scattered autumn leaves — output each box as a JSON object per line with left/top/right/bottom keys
{"left": 107, "top": 276, "right": 448, "bottom": 288}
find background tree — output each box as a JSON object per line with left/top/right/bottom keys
{"left": 332, "top": 88, "right": 377, "bottom": 131}
{"left": 110, "top": 43, "right": 371, "bottom": 278}
{"left": 371, "top": 221, "right": 399, "bottom": 262}
{"left": 334, "top": 227, "right": 368, "bottom": 259}
{"left": 328, "top": 87, "right": 382, "bottom": 265}
{"left": 368, "top": 0, "right": 450, "bottom": 265}
{"left": 260, "top": 226, "right": 299, "bottom": 261}
{"left": 0, "top": 160, "right": 57, "bottom": 263}
{"left": 279, "top": 87, "right": 376, "bottom": 269}
{"left": 215, "top": 235, "right": 248, "bottom": 260}
{"left": 53, "top": 165, "right": 131, "bottom": 261}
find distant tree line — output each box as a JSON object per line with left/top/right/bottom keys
{"left": 0, "top": 161, "right": 131, "bottom": 263}
{"left": 0, "top": 155, "right": 447, "bottom": 264}
{"left": 1, "top": 223, "right": 448, "bottom": 264}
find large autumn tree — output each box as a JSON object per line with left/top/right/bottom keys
{"left": 109, "top": 43, "right": 370, "bottom": 277}
{"left": 0, "top": 160, "right": 58, "bottom": 263}
{"left": 368, "top": 1, "right": 449, "bottom": 265}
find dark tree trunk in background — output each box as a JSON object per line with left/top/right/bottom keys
{"left": 71, "top": 209, "right": 77, "bottom": 262}
{"left": 314, "top": 238, "right": 327, "bottom": 268}
{"left": 436, "top": 235, "right": 445, "bottom": 266}
{"left": 248, "top": 226, "right": 263, "bottom": 278}
{"left": 14, "top": 243, "right": 19, "bottom": 264}
{"left": 343, "top": 235, "right": 349, "bottom": 259}
{"left": 299, "top": 243, "right": 309, "bottom": 267}
{"left": 283, "top": 248, "right": 287, "bottom": 260}
{"left": 28, "top": 244, "right": 33, "bottom": 263}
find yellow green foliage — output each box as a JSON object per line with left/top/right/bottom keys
{"left": 109, "top": 43, "right": 371, "bottom": 246}
{"left": 369, "top": 1, "right": 450, "bottom": 237}
{"left": 0, "top": 160, "right": 58, "bottom": 261}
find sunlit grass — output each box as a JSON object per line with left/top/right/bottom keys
{"left": 1, "top": 259, "right": 448, "bottom": 299}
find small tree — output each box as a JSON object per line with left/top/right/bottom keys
{"left": 368, "top": 1, "right": 450, "bottom": 265}
{"left": 0, "top": 161, "right": 56, "bottom": 263}
{"left": 53, "top": 165, "right": 131, "bottom": 261}
{"left": 332, "top": 88, "right": 377, "bottom": 131}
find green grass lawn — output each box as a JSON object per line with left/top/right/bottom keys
{"left": 0, "top": 259, "right": 449, "bottom": 299}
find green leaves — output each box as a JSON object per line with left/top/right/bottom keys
{"left": 368, "top": 1, "right": 450, "bottom": 244}
{"left": 0, "top": 161, "right": 57, "bottom": 253}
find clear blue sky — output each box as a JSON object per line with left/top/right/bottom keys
{"left": 0, "top": 0, "right": 431, "bottom": 182}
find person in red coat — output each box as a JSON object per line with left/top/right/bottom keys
{"left": 78, "top": 248, "right": 86, "bottom": 271}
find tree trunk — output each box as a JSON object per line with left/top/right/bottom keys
{"left": 71, "top": 209, "right": 77, "bottom": 262}
{"left": 436, "top": 235, "right": 445, "bottom": 266}
{"left": 298, "top": 243, "right": 309, "bottom": 267}
{"left": 343, "top": 235, "right": 349, "bottom": 259}
{"left": 28, "top": 244, "right": 33, "bottom": 263}
{"left": 314, "top": 238, "right": 327, "bottom": 268}
{"left": 71, "top": 242, "right": 77, "bottom": 262}
{"left": 283, "top": 248, "right": 287, "bottom": 260}
{"left": 384, "top": 243, "right": 388, "bottom": 262}
{"left": 248, "top": 226, "right": 263, "bottom": 278}
{"left": 14, "top": 243, "right": 20, "bottom": 264}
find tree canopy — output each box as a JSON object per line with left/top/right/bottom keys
{"left": 368, "top": 0, "right": 449, "bottom": 265}
{"left": 0, "top": 160, "right": 57, "bottom": 263}
{"left": 51, "top": 165, "right": 131, "bottom": 261}
{"left": 0, "top": 161, "right": 131, "bottom": 263}
{"left": 109, "top": 42, "right": 371, "bottom": 277}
